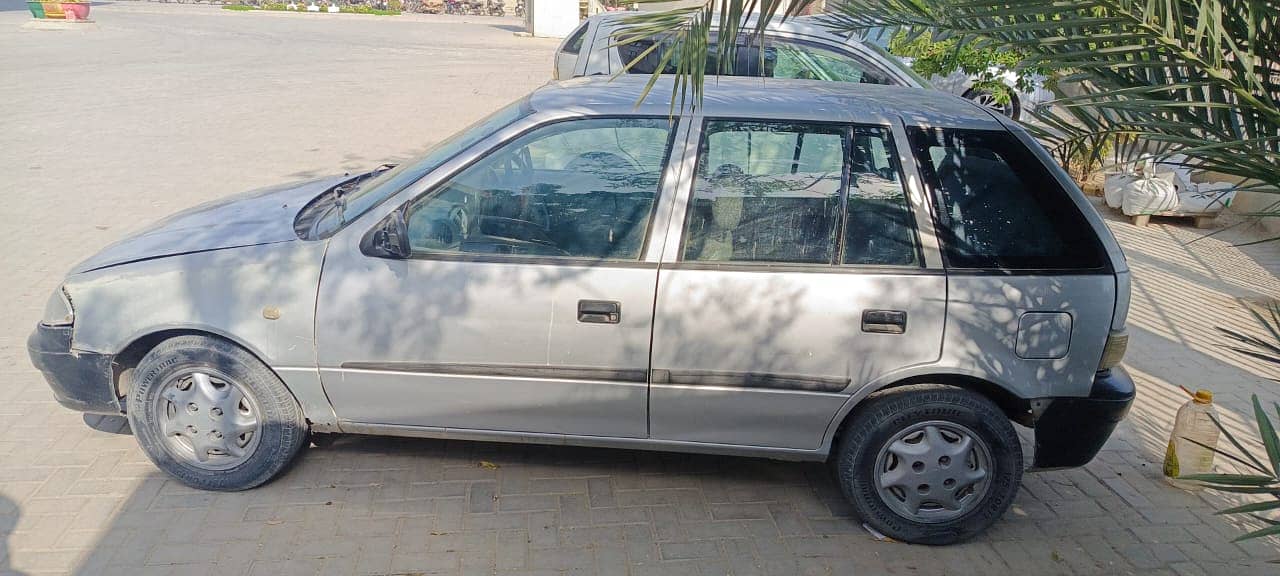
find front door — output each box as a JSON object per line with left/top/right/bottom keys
{"left": 649, "top": 119, "right": 947, "bottom": 450}
{"left": 315, "top": 116, "right": 680, "bottom": 438}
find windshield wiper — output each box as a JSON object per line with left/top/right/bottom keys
{"left": 332, "top": 163, "right": 397, "bottom": 225}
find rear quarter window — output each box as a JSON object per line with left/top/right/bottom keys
{"left": 909, "top": 127, "right": 1108, "bottom": 271}
{"left": 562, "top": 23, "right": 589, "bottom": 55}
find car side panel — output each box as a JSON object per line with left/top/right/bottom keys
{"left": 313, "top": 255, "right": 655, "bottom": 437}
{"left": 942, "top": 275, "right": 1114, "bottom": 399}
{"left": 62, "top": 241, "right": 339, "bottom": 428}
{"left": 650, "top": 269, "right": 947, "bottom": 450}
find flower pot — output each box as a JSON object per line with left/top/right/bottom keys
{"left": 40, "top": 1, "right": 64, "bottom": 18}
{"left": 27, "top": 1, "right": 45, "bottom": 18}
{"left": 61, "top": 2, "right": 89, "bottom": 20}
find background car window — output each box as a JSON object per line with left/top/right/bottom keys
{"left": 682, "top": 121, "right": 846, "bottom": 264}
{"left": 406, "top": 118, "right": 673, "bottom": 260}
{"left": 562, "top": 23, "right": 589, "bottom": 55}
{"left": 844, "top": 127, "right": 918, "bottom": 265}
{"left": 769, "top": 41, "right": 894, "bottom": 84}
{"left": 909, "top": 127, "right": 1107, "bottom": 270}
{"left": 618, "top": 35, "right": 896, "bottom": 85}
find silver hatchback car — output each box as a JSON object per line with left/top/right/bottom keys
{"left": 30, "top": 76, "right": 1133, "bottom": 544}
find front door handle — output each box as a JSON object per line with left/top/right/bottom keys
{"left": 862, "top": 309, "right": 907, "bottom": 334}
{"left": 578, "top": 300, "right": 621, "bottom": 324}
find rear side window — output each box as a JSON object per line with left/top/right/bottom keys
{"left": 618, "top": 35, "right": 898, "bottom": 86}
{"left": 909, "top": 128, "right": 1107, "bottom": 271}
{"left": 680, "top": 120, "right": 918, "bottom": 267}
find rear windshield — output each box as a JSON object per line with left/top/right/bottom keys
{"left": 618, "top": 35, "right": 897, "bottom": 85}
{"left": 908, "top": 127, "right": 1108, "bottom": 271}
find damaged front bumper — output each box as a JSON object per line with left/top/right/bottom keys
{"left": 27, "top": 323, "right": 120, "bottom": 415}
{"left": 1032, "top": 366, "right": 1136, "bottom": 470}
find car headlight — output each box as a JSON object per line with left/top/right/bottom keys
{"left": 40, "top": 286, "right": 74, "bottom": 327}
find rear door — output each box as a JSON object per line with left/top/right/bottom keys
{"left": 647, "top": 118, "right": 947, "bottom": 450}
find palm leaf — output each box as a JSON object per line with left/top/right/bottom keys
{"left": 1234, "top": 523, "right": 1280, "bottom": 542}
{"left": 1255, "top": 395, "right": 1280, "bottom": 477}
{"left": 1178, "top": 473, "right": 1279, "bottom": 486}
{"left": 623, "top": 0, "right": 1279, "bottom": 201}
{"left": 1216, "top": 500, "right": 1280, "bottom": 515}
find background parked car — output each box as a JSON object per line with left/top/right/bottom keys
{"left": 553, "top": 13, "right": 928, "bottom": 88}
{"left": 556, "top": 13, "right": 1049, "bottom": 121}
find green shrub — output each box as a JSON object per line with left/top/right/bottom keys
{"left": 221, "top": 4, "right": 257, "bottom": 10}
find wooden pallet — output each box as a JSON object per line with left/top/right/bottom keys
{"left": 1131, "top": 212, "right": 1217, "bottom": 228}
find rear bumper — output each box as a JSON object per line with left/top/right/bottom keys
{"left": 1032, "top": 367, "right": 1135, "bottom": 470}
{"left": 27, "top": 323, "right": 119, "bottom": 415}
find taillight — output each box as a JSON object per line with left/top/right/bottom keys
{"left": 1098, "top": 328, "right": 1128, "bottom": 370}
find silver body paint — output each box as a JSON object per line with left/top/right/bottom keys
{"left": 54, "top": 76, "right": 1127, "bottom": 458}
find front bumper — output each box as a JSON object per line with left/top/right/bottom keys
{"left": 27, "top": 323, "right": 120, "bottom": 415}
{"left": 1032, "top": 366, "right": 1136, "bottom": 470}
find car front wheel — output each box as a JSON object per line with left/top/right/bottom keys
{"left": 127, "top": 335, "right": 308, "bottom": 491}
{"left": 833, "top": 384, "right": 1023, "bottom": 545}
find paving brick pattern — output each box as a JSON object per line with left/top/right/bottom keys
{"left": 2, "top": 3, "right": 1279, "bottom": 574}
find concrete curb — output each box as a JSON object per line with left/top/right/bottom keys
{"left": 21, "top": 19, "right": 99, "bottom": 31}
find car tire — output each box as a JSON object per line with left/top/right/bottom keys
{"left": 127, "top": 335, "right": 308, "bottom": 491}
{"left": 963, "top": 88, "right": 1022, "bottom": 121}
{"left": 833, "top": 384, "right": 1022, "bottom": 545}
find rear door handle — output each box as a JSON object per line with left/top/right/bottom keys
{"left": 862, "top": 309, "right": 907, "bottom": 334}
{"left": 578, "top": 300, "right": 621, "bottom": 324}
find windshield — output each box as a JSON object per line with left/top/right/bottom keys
{"left": 303, "top": 96, "right": 533, "bottom": 238}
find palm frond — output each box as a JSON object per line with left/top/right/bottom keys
{"left": 624, "top": 0, "right": 1279, "bottom": 197}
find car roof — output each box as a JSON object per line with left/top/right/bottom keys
{"left": 528, "top": 75, "right": 1005, "bottom": 130}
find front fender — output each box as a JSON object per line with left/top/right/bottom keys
{"left": 62, "top": 241, "right": 338, "bottom": 429}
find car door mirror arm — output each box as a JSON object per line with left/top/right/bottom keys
{"left": 360, "top": 210, "right": 410, "bottom": 259}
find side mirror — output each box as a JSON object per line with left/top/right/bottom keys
{"left": 361, "top": 210, "right": 410, "bottom": 259}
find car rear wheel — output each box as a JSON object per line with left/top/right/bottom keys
{"left": 964, "top": 88, "right": 1021, "bottom": 121}
{"left": 127, "top": 335, "right": 308, "bottom": 491}
{"left": 833, "top": 384, "right": 1022, "bottom": 545}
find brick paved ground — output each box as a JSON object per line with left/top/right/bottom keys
{"left": 2, "top": 3, "right": 1280, "bottom": 575}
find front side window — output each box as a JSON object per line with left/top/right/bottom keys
{"left": 909, "top": 128, "right": 1108, "bottom": 271}
{"left": 405, "top": 117, "right": 674, "bottom": 260}
{"left": 680, "top": 120, "right": 917, "bottom": 266}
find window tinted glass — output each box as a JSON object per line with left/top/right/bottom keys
{"left": 909, "top": 128, "right": 1107, "bottom": 270}
{"left": 406, "top": 118, "right": 673, "bottom": 260}
{"left": 562, "top": 23, "right": 589, "bottom": 55}
{"left": 682, "top": 121, "right": 846, "bottom": 264}
{"left": 619, "top": 35, "right": 896, "bottom": 85}
{"left": 844, "top": 127, "right": 917, "bottom": 265}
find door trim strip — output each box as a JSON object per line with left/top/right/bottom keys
{"left": 336, "top": 420, "right": 826, "bottom": 462}
{"left": 650, "top": 369, "right": 850, "bottom": 393}
{"left": 339, "top": 362, "right": 648, "bottom": 383}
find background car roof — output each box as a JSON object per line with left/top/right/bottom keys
{"left": 529, "top": 75, "right": 1005, "bottom": 130}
